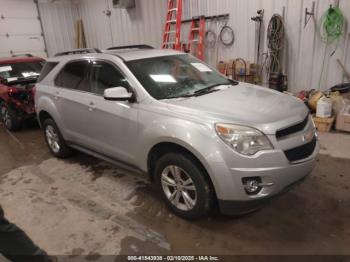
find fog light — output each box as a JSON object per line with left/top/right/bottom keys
{"left": 242, "top": 177, "right": 262, "bottom": 195}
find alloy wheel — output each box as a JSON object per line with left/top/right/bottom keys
{"left": 161, "top": 165, "right": 197, "bottom": 211}
{"left": 45, "top": 125, "right": 60, "bottom": 153}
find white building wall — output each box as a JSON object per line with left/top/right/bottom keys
{"left": 38, "top": 0, "right": 79, "bottom": 57}
{"left": 0, "top": 0, "right": 46, "bottom": 57}
{"left": 76, "top": 0, "right": 167, "bottom": 49}
{"left": 38, "top": 0, "right": 350, "bottom": 93}
{"left": 180, "top": 0, "right": 350, "bottom": 93}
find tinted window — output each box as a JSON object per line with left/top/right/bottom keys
{"left": 55, "top": 60, "right": 89, "bottom": 91}
{"left": 38, "top": 62, "right": 58, "bottom": 82}
{"left": 90, "top": 61, "right": 129, "bottom": 95}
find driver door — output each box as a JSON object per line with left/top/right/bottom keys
{"left": 84, "top": 60, "right": 139, "bottom": 165}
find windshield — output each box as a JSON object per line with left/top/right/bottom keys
{"left": 126, "top": 54, "right": 233, "bottom": 100}
{"left": 0, "top": 61, "right": 43, "bottom": 83}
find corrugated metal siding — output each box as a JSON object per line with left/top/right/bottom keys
{"left": 38, "top": 1, "right": 78, "bottom": 56}
{"left": 76, "top": 0, "right": 167, "bottom": 49}
{"left": 180, "top": 0, "right": 350, "bottom": 92}
{"left": 77, "top": 0, "right": 113, "bottom": 49}
{"left": 108, "top": 0, "right": 167, "bottom": 48}
{"left": 39, "top": 0, "right": 350, "bottom": 93}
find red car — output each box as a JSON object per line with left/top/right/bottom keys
{"left": 0, "top": 55, "right": 44, "bottom": 131}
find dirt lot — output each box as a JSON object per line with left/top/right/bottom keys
{"left": 0, "top": 122, "right": 349, "bottom": 258}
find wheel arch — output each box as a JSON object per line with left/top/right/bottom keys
{"left": 38, "top": 110, "right": 54, "bottom": 126}
{"left": 147, "top": 141, "right": 218, "bottom": 200}
{"left": 35, "top": 95, "right": 64, "bottom": 132}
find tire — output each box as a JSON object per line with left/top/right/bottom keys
{"left": 154, "top": 152, "right": 214, "bottom": 220}
{"left": 42, "top": 118, "right": 73, "bottom": 158}
{"left": 0, "top": 103, "right": 21, "bottom": 131}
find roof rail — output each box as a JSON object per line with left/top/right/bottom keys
{"left": 107, "top": 45, "right": 154, "bottom": 51}
{"left": 55, "top": 48, "right": 102, "bottom": 57}
{"left": 11, "top": 54, "right": 33, "bottom": 58}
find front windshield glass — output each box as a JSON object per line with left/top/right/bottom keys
{"left": 0, "top": 61, "right": 43, "bottom": 83}
{"left": 126, "top": 54, "right": 232, "bottom": 100}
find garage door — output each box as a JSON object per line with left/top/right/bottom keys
{"left": 0, "top": 0, "right": 47, "bottom": 58}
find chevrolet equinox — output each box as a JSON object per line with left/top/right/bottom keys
{"left": 35, "top": 46, "right": 319, "bottom": 219}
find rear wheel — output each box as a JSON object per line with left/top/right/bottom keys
{"left": 154, "top": 152, "right": 214, "bottom": 220}
{"left": 43, "top": 118, "right": 73, "bottom": 158}
{"left": 0, "top": 103, "right": 21, "bottom": 131}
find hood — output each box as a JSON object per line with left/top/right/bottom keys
{"left": 166, "top": 83, "right": 309, "bottom": 135}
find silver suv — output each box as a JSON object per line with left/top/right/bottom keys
{"left": 35, "top": 46, "right": 319, "bottom": 219}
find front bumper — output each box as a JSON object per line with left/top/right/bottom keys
{"left": 205, "top": 135, "right": 319, "bottom": 215}
{"left": 218, "top": 175, "right": 307, "bottom": 215}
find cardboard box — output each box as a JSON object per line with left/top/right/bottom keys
{"left": 336, "top": 104, "right": 350, "bottom": 132}
{"left": 217, "top": 59, "right": 259, "bottom": 84}
{"left": 223, "top": 59, "right": 252, "bottom": 77}
{"left": 225, "top": 59, "right": 235, "bottom": 76}
{"left": 217, "top": 61, "right": 227, "bottom": 75}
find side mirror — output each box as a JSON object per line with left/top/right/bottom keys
{"left": 104, "top": 87, "right": 134, "bottom": 102}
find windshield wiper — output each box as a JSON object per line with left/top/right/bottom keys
{"left": 163, "top": 80, "right": 239, "bottom": 100}
{"left": 194, "top": 84, "right": 224, "bottom": 96}
{"left": 164, "top": 94, "right": 196, "bottom": 100}
{"left": 194, "top": 80, "right": 239, "bottom": 96}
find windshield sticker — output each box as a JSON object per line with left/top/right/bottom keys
{"left": 22, "top": 72, "right": 40, "bottom": 78}
{"left": 0, "top": 66, "right": 12, "bottom": 73}
{"left": 191, "top": 63, "right": 212, "bottom": 72}
{"left": 150, "top": 74, "right": 177, "bottom": 83}
{"left": 7, "top": 77, "right": 18, "bottom": 82}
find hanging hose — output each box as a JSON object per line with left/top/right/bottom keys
{"left": 319, "top": 6, "right": 344, "bottom": 51}
{"left": 318, "top": 6, "right": 344, "bottom": 90}
{"left": 267, "top": 14, "right": 284, "bottom": 74}
{"left": 262, "top": 14, "right": 286, "bottom": 91}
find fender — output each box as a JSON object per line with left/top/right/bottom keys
{"left": 138, "top": 116, "right": 226, "bottom": 193}
{"left": 36, "top": 95, "right": 68, "bottom": 139}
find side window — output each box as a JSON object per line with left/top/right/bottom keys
{"left": 38, "top": 62, "right": 58, "bottom": 82}
{"left": 90, "top": 61, "right": 129, "bottom": 95}
{"left": 55, "top": 60, "right": 90, "bottom": 92}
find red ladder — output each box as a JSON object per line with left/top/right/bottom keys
{"left": 162, "top": 0, "right": 183, "bottom": 50}
{"left": 187, "top": 16, "right": 206, "bottom": 61}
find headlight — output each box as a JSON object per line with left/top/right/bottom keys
{"left": 215, "top": 124, "right": 273, "bottom": 156}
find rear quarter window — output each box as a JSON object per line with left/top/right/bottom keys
{"left": 38, "top": 62, "right": 59, "bottom": 82}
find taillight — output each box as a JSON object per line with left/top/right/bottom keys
{"left": 8, "top": 88, "right": 14, "bottom": 96}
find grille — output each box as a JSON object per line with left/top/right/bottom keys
{"left": 284, "top": 137, "right": 317, "bottom": 162}
{"left": 276, "top": 115, "right": 309, "bottom": 139}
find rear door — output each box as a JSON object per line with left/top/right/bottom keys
{"left": 54, "top": 59, "right": 93, "bottom": 146}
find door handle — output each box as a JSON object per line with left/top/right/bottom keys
{"left": 88, "top": 102, "right": 95, "bottom": 112}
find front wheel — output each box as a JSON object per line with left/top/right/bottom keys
{"left": 43, "top": 118, "right": 73, "bottom": 158}
{"left": 154, "top": 152, "right": 214, "bottom": 220}
{"left": 0, "top": 103, "right": 21, "bottom": 131}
